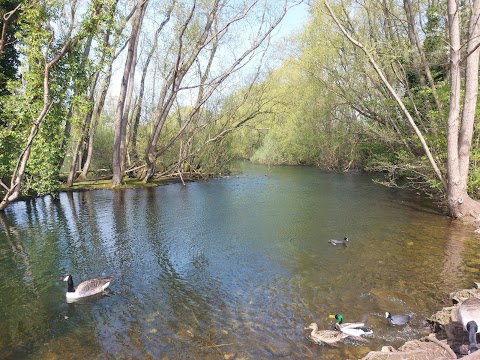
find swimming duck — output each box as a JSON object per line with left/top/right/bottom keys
{"left": 328, "top": 237, "right": 348, "bottom": 246}
{"left": 63, "top": 274, "right": 113, "bottom": 300}
{"left": 329, "top": 314, "right": 373, "bottom": 336}
{"left": 304, "top": 323, "right": 349, "bottom": 345}
{"left": 458, "top": 297, "right": 480, "bottom": 353}
{"left": 385, "top": 312, "right": 411, "bottom": 326}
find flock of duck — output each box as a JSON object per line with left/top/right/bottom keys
{"left": 61, "top": 237, "right": 480, "bottom": 355}
{"left": 304, "top": 298, "right": 480, "bottom": 354}
{"left": 304, "top": 312, "right": 411, "bottom": 346}
{"left": 302, "top": 237, "right": 413, "bottom": 347}
{"left": 65, "top": 272, "right": 413, "bottom": 348}
{"left": 307, "top": 237, "right": 480, "bottom": 354}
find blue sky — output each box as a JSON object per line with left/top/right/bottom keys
{"left": 277, "top": 1, "right": 310, "bottom": 38}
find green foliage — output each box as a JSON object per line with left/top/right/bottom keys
{"left": 0, "top": 0, "right": 21, "bottom": 96}
{"left": 0, "top": 0, "right": 123, "bottom": 199}
{"left": 91, "top": 119, "right": 114, "bottom": 172}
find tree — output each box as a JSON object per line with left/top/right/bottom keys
{"left": 323, "top": 0, "right": 480, "bottom": 220}
{"left": 0, "top": 1, "right": 111, "bottom": 211}
{"left": 0, "top": 0, "right": 21, "bottom": 95}
{"left": 0, "top": 3, "right": 74, "bottom": 210}
{"left": 111, "top": 0, "right": 149, "bottom": 186}
{"left": 446, "top": 0, "right": 480, "bottom": 218}
{"left": 139, "top": 0, "right": 292, "bottom": 184}
{"left": 66, "top": 0, "right": 122, "bottom": 186}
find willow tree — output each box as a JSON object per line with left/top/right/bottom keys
{"left": 323, "top": 0, "right": 480, "bottom": 220}
{"left": 134, "top": 0, "right": 293, "bottom": 183}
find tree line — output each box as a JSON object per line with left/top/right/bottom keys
{"left": 2, "top": 0, "right": 480, "bottom": 222}
{"left": 250, "top": 0, "right": 480, "bottom": 221}
{"left": 0, "top": 0, "right": 295, "bottom": 210}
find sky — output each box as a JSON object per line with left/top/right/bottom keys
{"left": 106, "top": 1, "right": 312, "bottom": 107}
{"left": 277, "top": 1, "right": 311, "bottom": 38}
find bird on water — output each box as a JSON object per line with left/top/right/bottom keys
{"left": 328, "top": 237, "right": 348, "bottom": 246}
{"left": 304, "top": 323, "right": 349, "bottom": 345}
{"left": 385, "top": 312, "right": 411, "bottom": 326}
{"left": 329, "top": 314, "right": 373, "bottom": 336}
{"left": 63, "top": 274, "right": 113, "bottom": 300}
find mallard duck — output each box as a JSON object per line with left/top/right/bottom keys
{"left": 328, "top": 237, "right": 348, "bottom": 246}
{"left": 458, "top": 297, "right": 480, "bottom": 353}
{"left": 63, "top": 274, "right": 113, "bottom": 300}
{"left": 329, "top": 314, "right": 373, "bottom": 336}
{"left": 304, "top": 323, "right": 349, "bottom": 345}
{"left": 385, "top": 312, "right": 411, "bottom": 325}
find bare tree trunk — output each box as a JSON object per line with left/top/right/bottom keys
{"left": 112, "top": 0, "right": 148, "bottom": 186}
{"left": 447, "top": 0, "right": 480, "bottom": 218}
{"left": 81, "top": 23, "right": 128, "bottom": 179}
{"left": 459, "top": 0, "right": 480, "bottom": 186}
{"left": 81, "top": 65, "right": 112, "bottom": 179}
{"left": 141, "top": 0, "right": 203, "bottom": 182}
{"left": 129, "top": 4, "right": 174, "bottom": 168}
{"left": 445, "top": 0, "right": 461, "bottom": 216}
{"left": 403, "top": 0, "right": 426, "bottom": 87}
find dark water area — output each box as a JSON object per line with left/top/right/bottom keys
{"left": 1, "top": 163, "right": 480, "bottom": 359}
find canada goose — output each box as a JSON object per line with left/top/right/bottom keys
{"left": 304, "top": 323, "right": 349, "bottom": 345}
{"left": 329, "top": 314, "right": 373, "bottom": 336}
{"left": 458, "top": 297, "right": 480, "bottom": 353}
{"left": 328, "top": 237, "right": 348, "bottom": 246}
{"left": 63, "top": 274, "right": 113, "bottom": 300}
{"left": 385, "top": 312, "right": 411, "bottom": 326}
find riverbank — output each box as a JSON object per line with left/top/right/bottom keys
{"left": 59, "top": 176, "right": 187, "bottom": 192}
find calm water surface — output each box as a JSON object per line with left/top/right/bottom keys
{"left": 1, "top": 164, "right": 480, "bottom": 359}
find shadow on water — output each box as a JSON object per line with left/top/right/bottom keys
{"left": 1, "top": 164, "right": 480, "bottom": 359}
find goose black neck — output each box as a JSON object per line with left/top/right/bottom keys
{"left": 66, "top": 276, "right": 75, "bottom": 293}
{"left": 467, "top": 320, "right": 478, "bottom": 353}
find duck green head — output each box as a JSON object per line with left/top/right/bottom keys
{"left": 329, "top": 314, "right": 343, "bottom": 324}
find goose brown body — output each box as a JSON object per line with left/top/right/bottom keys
{"left": 64, "top": 275, "right": 112, "bottom": 300}
{"left": 304, "top": 323, "right": 348, "bottom": 345}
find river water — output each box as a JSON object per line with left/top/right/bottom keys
{"left": 1, "top": 164, "right": 480, "bottom": 359}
